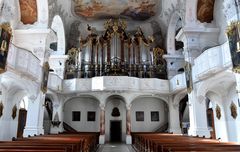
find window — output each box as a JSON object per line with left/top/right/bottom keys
{"left": 87, "top": 111, "right": 96, "bottom": 121}
{"left": 136, "top": 111, "right": 144, "bottom": 121}
{"left": 72, "top": 111, "right": 81, "bottom": 121}
{"left": 151, "top": 111, "right": 159, "bottom": 121}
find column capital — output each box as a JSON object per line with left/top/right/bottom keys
{"left": 126, "top": 104, "right": 132, "bottom": 110}
{"left": 173, "top": 103, "right": 179, "bottom": 110}
{"left": 99, "top": 103, "right": 105, "bottom": 110}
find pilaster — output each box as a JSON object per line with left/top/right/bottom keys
{"left": 23, "top": 93, "right": 45, "bottom": 137}
{"left": 188, "top": 91, "right": 210, "bottom": 137}
{"left": 99, "top": 103, "right": 105, "bottom": 144}
{"left": 126, "top": 104, "right": 132, "bottom": 144}
{"left": 168, "top": 96, "right": 182, "bottom": 134}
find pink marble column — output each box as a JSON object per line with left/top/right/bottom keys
{"left": 126, "top": 106, "right": 131, "bottom": 135}
{"left": 100, "top": 108, "right": 105, "bottom": 135}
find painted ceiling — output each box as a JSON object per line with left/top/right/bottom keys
{"left": 72, "top": 0, "right": 159, "bottom": 21}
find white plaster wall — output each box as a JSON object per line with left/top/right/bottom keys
{"left": 213, "top": 0, "right": 228, "bottom": 44}
{"left": 0, "top": 88, "right": 27, "bottom": 140}
{"left": 206, "top": 91, "right": 228, "bottom": 141}
{"left": 131, "top": 97, "right": 168, "bottom": 132}
{"left": 43, "top": 109, "right": 51, "bottom": 134}
{"left": 105, "top": 99, "right": 126, "bottom": 142}
{"left": 225, "top": 85, "right": 240, "bottom": 142}
{"left": 211, "top": 102, "right": 228, "bottom": 141}
{"left": 64, "top": 97, "right": 100, "bottom": 132}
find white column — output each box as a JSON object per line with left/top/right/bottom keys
{"left": 99, "top": 104, "right": 105, "bottom": 144}
{"left": 126, "top": 104, "right": 132, "bottom": 144}
{"left": 168, "top": 96, "right": 182, "bottom": 134}
{"left": 50, "top": 100, "right": 64, "bottom": 134}
{"left": 188, "top": 91, "right": 210, "bottom": 137}
{"left": 23, "top": 93, "right": 45, "bottom": 137}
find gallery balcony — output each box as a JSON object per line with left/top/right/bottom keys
{"left": 6, "top": 44, "right": 42, "bottom": 83}
{"left": 192, "top": 42, "right": 232, "bottom": 82}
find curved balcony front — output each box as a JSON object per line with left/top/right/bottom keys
{"left": 7, "top": 44, "right": 42, "bottom": 82}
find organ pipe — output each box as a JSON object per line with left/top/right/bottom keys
{"left": 65, "top": 19, "right": 167, "bottom": 79}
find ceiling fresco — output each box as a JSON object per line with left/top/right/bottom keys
{"left": 73, "top": 0, "right": 159, "bottom": 21}
{"left": 19, "top": 0, "right": 38, "bottom": 24}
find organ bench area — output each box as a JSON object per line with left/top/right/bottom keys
{"left": 65, "top": 19, "right": 167, "bottom": 79}
{"left": 0, "top": 133, "right": 240, "bottom": 152}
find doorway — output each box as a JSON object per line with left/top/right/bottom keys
{"left": 17, "top": 109, "right": 27, "bottom": 138}
{"left": 207, "top": 108, "right": 216, "bottom": 139}
{"left": 110, "top": 120, "right": 122, "bottom": 142}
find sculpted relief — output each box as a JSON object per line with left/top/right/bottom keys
{"left": 197, "top": 0, "right": 215, "bottom": 23}
{"left": 19, "top": 0, "right": 38, "bottom": 24}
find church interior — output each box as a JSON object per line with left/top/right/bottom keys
{"left": 0, "top": 0, "right": 240, "bottom": 151}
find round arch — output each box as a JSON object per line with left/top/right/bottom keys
{"left": 131, "top": 95, "right": 168, "bottom": 105}
{"left": 105, "top": 95, "right": 126, "bottom": 105}
{"left": 50, "top": 15, "right": 66, "bottom": 55}
{"left": 131, "top": 96, "right": 169, "bottom": 132}
{"left": 104, "top": 94, "right": 127, "bottom": 142}
{"left": 63, "top": 96, "right": 100, "bottom": 132}
{"left": 167, "top": 11, "right": 183, "bottom": 55}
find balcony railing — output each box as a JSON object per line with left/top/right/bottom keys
{"left": 48, "top": 42, "right": 232, "bottom": 94}
{"left": 193, "top": 42, "right": 232, "bottom": 81}
{"left": 7, "top": 44, "right": 42, "bottom": 82}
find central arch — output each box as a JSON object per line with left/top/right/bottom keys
{"left": 105, "top": 95, "right": 126, "bottom": 142}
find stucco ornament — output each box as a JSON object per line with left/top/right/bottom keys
{"left": 230, "top": 102, "right": 238, "bottom": 119}
{"left": 215, "top": 104, "right": 221, "bottom": 120}
{"left": 11, "top": 104, "right": 17, "bottom": 119}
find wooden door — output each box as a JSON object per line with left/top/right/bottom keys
{"left": 110, "top": 120, "right": 122, "bottom": 142}
{"left": 17, "top": 109, "right": 27, "bottom": 138}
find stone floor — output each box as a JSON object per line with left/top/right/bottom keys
{"left": 97, "top": 143, "right": 136, "bottom": 152}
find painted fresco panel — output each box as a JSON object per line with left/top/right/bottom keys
{"left": 73, "top": 0, "right": 158, "bottom": 21}
{"left": 19, "top": 0, "right": 38, "bottom": 24}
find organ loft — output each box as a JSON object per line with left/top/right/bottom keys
{"left": 0, "top": 0, "right": 240, "bottom": 151}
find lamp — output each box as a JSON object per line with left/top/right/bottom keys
{"left": 52, "top": 112, "right": 61, "bottom": 127}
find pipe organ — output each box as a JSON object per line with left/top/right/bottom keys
{"left": 65, "top": 20, "right": 167, "bottom": 79}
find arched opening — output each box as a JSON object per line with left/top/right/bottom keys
{"left": 179, "top": 95, "right": 189, "bottom": 134}
{"left": 63, "top": 97, "right": 100, "bottom": 132}
{"left": 131, "top": 97, "right": 168, "bottom": 133}
{"left": 17, "top": 96, "right": 28, "bottom": 138}
{"left": 167, "top": 12, "right": 184, "bottom": 55}
{"left": 50, "top": 15, "right": 66, "bottom": 55}
{"left": 206, "top": 97, "right": 216, "bottom": 139}
{"left": 43, "top": 98, "right": 53, "bottom": 135}
{"left": 105, "top": 95, "right": 126, "bottom": 142}
{"left": 166, "top": 12, "right": 185, "bottom": 78}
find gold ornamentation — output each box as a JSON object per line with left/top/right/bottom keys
{"left": 0, "top": 102, "right": 3, "bottom": 118}
{"left": 226, "top": 21, "right": 240, "bottom": 73}
{"left": 230, "top": 102, "right": 238, "bottom": 119}
{"left": 184, "top": 62, "right": 193, "bottom": 93}
{"left": 41, "top": 62, "right": 50, "bottom": 93}
{"left": 0, "top": 23, "right": 12, "bottom": 74}
{"left": 0, "top": 23, "right": 12, "bottom": 35}
{"left": 12, "top": 104, "right": 17, "bottom": 119}
{"left": 216, "top": 104, "right": 221, "bottom": 120}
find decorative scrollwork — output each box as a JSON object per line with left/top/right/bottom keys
{"left": 216, "top": 104, "right": 221, "bottom": 120}
{"left": 230, "top": 102, "right": 238, "bottom": 119}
